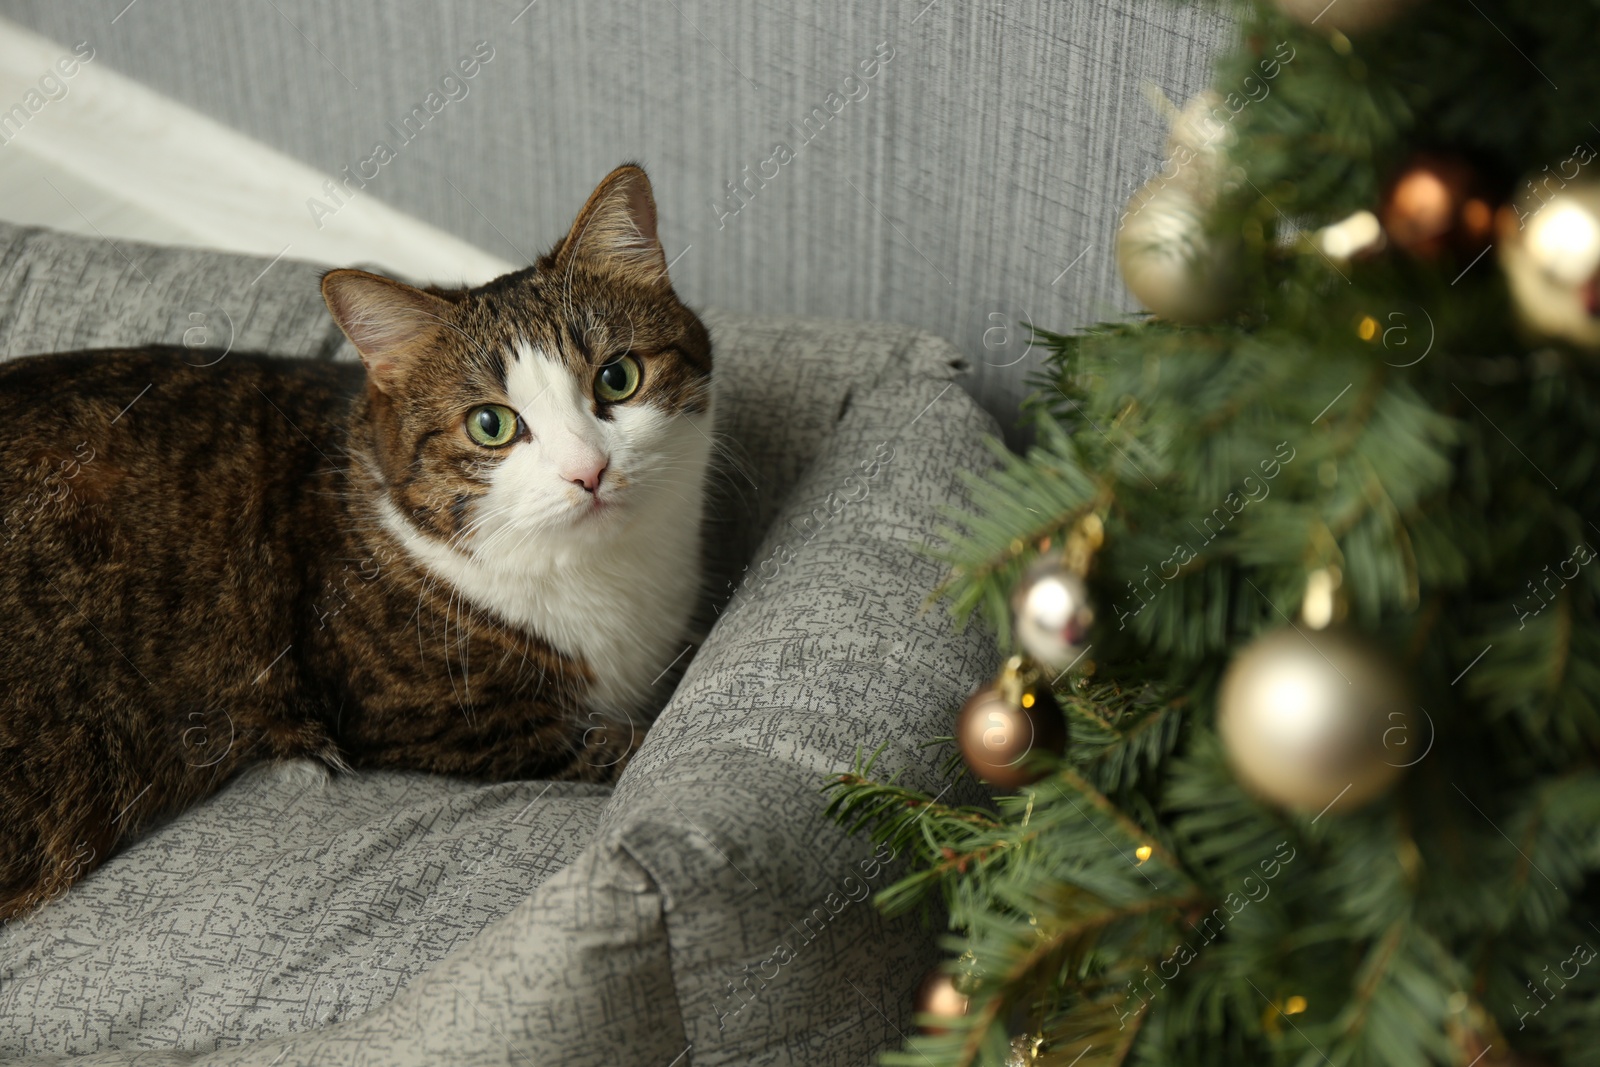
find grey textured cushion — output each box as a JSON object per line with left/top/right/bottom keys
{"left": 0, "top": 223, "right": 999, "bottom": 1066}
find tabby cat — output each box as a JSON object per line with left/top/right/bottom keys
{"left": 0, "top": 165, "right": 712, "bottom": 920}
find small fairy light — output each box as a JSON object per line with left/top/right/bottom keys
{"left": 1527, "top": 198, "right": 1600, "bottom": 285}
{"left": 1301, "top": 567, "right": 1343, "bottom": 630}
{"left": 1284, "top": 996, "right": 1308, "bottom": 1015}
{"left": 1357, "top": 314, "right": 1379, "bottom": 342}
{"left": 1135, "top": 845, "right": 1153, "bottom": 865}
{"left": 1319, "top": 209, "right": 1384, "bottom": 260}
{"left": 1021, "top": 692, "right": 1036, "bottom": 709}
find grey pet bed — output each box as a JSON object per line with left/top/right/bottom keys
{"left": 0, "top": 222, "right": 999, "bottom": 1066}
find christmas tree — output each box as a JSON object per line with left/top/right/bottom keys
{"left": 828, "top": 2, "right": 1600, "bottom": 1064}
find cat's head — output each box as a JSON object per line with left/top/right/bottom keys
{"left": 321, "top": 165, "right": 712, "bottom": 560}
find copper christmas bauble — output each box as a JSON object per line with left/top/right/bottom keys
{"left": 1217, "top": 627, "right": 1410, "bottom": 813}
{"left": 1497, "top": 177, "right": 1600, "bottom": 351}
{"left": 1010, "top": 559, "right": 1095, "bottom": 673}
{"left": 956, "top": 680, "right": 1068, "bottom": 790}
{"left": 1274, "top": 0, "right": 1420, "bottom": 34}
{"left": 1380, "top": 153, "right": 1495, "bottom": 260}
{"left": 914, "top": 968, "right": 970, "bottom": 1034}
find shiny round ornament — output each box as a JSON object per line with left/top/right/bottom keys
{"left": 1217, "top": 627, "right": 1409, "bottom": 813}
{"left": 1497, "top": 177, "right": 1600, "bottom": 351}
{"left": 1116, "top": 180, "right": 1241, "bottom": 323}
{"left": 1116, "top": 92, "right": 1241, "bottom": 324}
{"left": 1273, "top": 0, "right": 1420, "bottom": 34}
{"left": 914, "top": 968, "right": 970, "bottom": 1035}
{"left": 1380, "top": 153, "right": 1495, "bottom": 261}
{"left": 956, "top": 678, "right": 1068, "bottom": 790}
{"left": 1010, "top": 559, "right": 1095, "bottom": 672}
{"left": 1163, "top": 90, "right": 1234, "bottom": 179}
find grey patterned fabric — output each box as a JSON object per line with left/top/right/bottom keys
{"left": 0, "top": 223, "right": 341, "bottom": 363}
{"left": 0, "top": 769, "right": 614, "bottom": 1052}
{"left": 0, "top": 223, "right": 1000, "bottom": 1065}
{"left": 5, "top": 1, "right": 1228, "bottom": 428}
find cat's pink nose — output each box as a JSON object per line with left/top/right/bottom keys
{"left": 565, "top": 459, "right": 608, "bottom": 493}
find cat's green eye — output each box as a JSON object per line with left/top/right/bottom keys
{"left": 595, "top": 355, "right": 642, "bottom": 403}
{"left": 466, "top": 404, "right": 519, "bottom": 447}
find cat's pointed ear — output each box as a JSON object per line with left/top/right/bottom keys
{"left": 558, "top": 164, "right": 670, "bottom": 287}
{"left": 321, "top": 269, "right": 453, "bottom": 392}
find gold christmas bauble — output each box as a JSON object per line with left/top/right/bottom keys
{"left": 956, "top": 679, "right": 1068, "bottom": 790}
{"left": 1116, "top": 180, "right": 1241, "bottom": 324}
{"left": 914, "top": 969, "right": 970, "bottom": 1035}
{"left": 1010, "top": 558, "right": 1094, "bottom": 673}
{"left": 1164, "top": 91, "right": 1233, "bottom": 179}
{"left": 1116, "top": 92, "right": 1241, "bottom": 324}
{"left": 1273, "top": 0, "right": 1421, "bottom": 34}
{"left": 1497, "top": 177, "right": 1600, "bottom": 351}
{"left": 1218, "top": 627, "right": 1410, "bottom": 813}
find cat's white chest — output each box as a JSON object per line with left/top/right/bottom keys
{"left": 490, "top": 515, "right": 703, "bottom": 717}
{"left": 376, "top": 423, "right": 710, "bottom": 721}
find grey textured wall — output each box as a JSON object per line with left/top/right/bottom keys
{"left": 2, "top": 1, "right": 1229, "bottom": 428}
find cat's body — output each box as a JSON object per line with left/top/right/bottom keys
{"left": 0, "top": 166, "right": 712, "bottom": 919}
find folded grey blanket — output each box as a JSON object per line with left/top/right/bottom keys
{"left": 0, "top": 222, "right": 999, "bottom": 1067}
